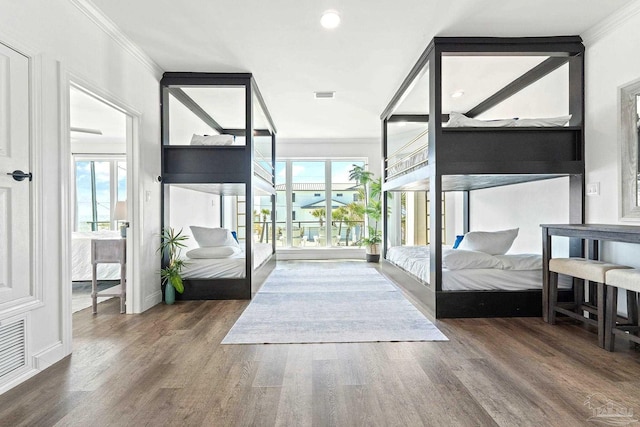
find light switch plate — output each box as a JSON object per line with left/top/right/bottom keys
{"left": 586, "top": 182, "right": 600, "bottom": 196}
{"left": 145, "top": 190, "right": 151, "bottom": 202}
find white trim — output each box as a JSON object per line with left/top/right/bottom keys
{"left": 59, "top": 64, "right": 73, "bottom": 356}
{"left": 68, "top": 0, "right": 164, "bottom": 79}
{"left": 276, "top": 248, "right": 365, "bottom": 260}
{"left": 64, "top": 73, "right": 143, "bottom": 316}
{"left": 31, "top": 54, "right": 45, "bottom": 306}
{"left": 143, "top": 290, "right": 163, "bottom": 312}
{"left": 0, "top": 368, "right": 38, "bottom": 395}
{"left": 33, "top": 341, "right": 66, "bottom": 371}
{"left": 582, "top": 2, "right": 640, "bottom": 45}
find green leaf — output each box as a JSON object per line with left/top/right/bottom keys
{"left": 170, "top": 274, "right": 184, "bottom": 293}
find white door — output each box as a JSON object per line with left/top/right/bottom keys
{"left": 0, "top": 42, "right": 31, "bottom": 307}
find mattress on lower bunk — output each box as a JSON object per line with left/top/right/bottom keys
{"left": 181, "top": 242, "right": 273, "bottom": 279}
{"left": 386, "top": 245, "right": 571, "bottom": 291}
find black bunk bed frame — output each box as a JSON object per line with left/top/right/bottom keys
{"left": 160, "top": 72, "right": 277, "bottom": 300}
{"left": 380, "top": 37, "right": 584, "bottom": 318}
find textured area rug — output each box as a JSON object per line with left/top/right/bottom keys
{"left": 221, "top": 262, "right": 448, "bottom": 344}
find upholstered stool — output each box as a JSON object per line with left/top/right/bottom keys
{"left": 549, "top": 258, "right": 631, "bottom": 348}
{"left": 604, "top": 268, "right": 640, "bottom": 351}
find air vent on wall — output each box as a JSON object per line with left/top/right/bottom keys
{"left": 314, "top": 91, "right": 335, "bottom": 99}
{"left": 0, "top": 318, "right": 26, "bottom": 381}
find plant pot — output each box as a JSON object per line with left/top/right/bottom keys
{"left": 366, "top": 253, "right": 380, "bottom": 263}
{"left": 165, "top": 284, "right": 175, "bottom": 305}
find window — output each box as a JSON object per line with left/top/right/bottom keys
{"left": 75, "top": 157, "right": 126, "bottom": 232}
{"left": 276, "top": 159, "right": 367, "bottom": 248}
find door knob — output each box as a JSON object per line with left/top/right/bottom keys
{"left": 6, "top": 170, "right": 32, "bottom": 181}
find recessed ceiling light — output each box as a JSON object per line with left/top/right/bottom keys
{"left": 321, "top": 10, "right": 340, "bottom": 29}
{"left": 451, "top": 90, "right": 465, "bottom": 98}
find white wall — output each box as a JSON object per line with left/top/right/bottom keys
{"left": 469, "top": 177, "right": 570, "bottom": 254}
{"left": 168, "top": 186, "right": 221, "bottom": 253}
{"left": 583, "top": 6, "right": 640, "bottom": 269}
{"left": 0, "top": 0, "right": 162, "bottom": 391}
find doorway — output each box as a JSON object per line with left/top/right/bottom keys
{"left": 68, "top": 84, "right": 133, "bottom": 315}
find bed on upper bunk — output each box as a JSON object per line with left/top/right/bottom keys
{"left": 379, "top": 36, "right": 585, "bottom": 318}
{"left": 160, "top": 72, "right": 277, "bottom": 300}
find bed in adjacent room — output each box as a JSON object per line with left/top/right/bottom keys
{"left": 72, "top": 231, "right": 123, "bottom": 281}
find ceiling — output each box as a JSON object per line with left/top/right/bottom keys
{"left": 90, "top": 0, "right": 632, "bottom": 140}
{"left": 70, "top": 86, "right": 126, "bottom": 146}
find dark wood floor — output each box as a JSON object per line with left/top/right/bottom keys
{"left": 2, "top": 263, "right": 640, "bottom": 426}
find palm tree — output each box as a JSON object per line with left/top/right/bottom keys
{"left": 349, "top": 164, "right": 373, "bottom": 213}
{"left": 311, "top": 207, "right": 325, "bottom": 227}
{"left": 344, "top": 202, "right": 365, "bottom": 246}
{"left": 332, "top": 206, "right": 348, "bottom": 244}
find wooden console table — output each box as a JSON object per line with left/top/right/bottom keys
{"left": 541, "top": 224, "right": 640, "bottom": 322}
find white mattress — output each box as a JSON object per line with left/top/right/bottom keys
{"left": 72, "top": 231, "right": 123, "bottom": 281}
{"left": 386, "top": 245, "right": 571, "bottom": 291}
{"left": 181, "top": 242, "right": 273, "bottom": 279}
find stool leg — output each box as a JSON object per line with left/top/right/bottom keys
{"left": 597, "top": 282, "right": 605, "bottom": 348}
{"left": 627, "top": 290, "right": 639, "bottom": 327}
{"left": 605, "top": 285, "right": 618, "bottom": 352}
{"left": 549, "top": 272, "right": 559, "bottom": 324}
{"left": 91, "top": 264, "right": 98, "bottom": 315}
{"left": 574, "top": 278, "right": 584, "bottom": 315}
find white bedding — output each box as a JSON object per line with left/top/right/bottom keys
{"left": 181, "top": 242, "right": 273, "bottom": 279}
{"left": 72, "top": 231, "right": 123, "bottom": 281}
{"left": 386, "top": 245, "right": 571, "bottom": 291}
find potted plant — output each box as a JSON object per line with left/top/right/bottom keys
{"left": 361, "top": 229, "right": 382, "bottom": 262}
{"left": 349, "top": 165, "right": 384, "bottom": 262}
{"left": 158, "top": 227, "right": 188, "bottom": 304}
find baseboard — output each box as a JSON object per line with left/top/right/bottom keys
{"left": 277, "top": 247, "right": 365, "bottom": 260}
{"left": 143, "top": 290, "right": 163, "bottom": 312}
{"left": 33, "top": 341, "right": 68, "bottom": 371}
{"left": 0, "top": 367, "right": 38, "bottom": 396}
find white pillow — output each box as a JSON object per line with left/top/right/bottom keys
{"left": 190, "top": 226, "right": 239, "bottom": 247}
{"left": 190, "top": 134, "right": 234, "bottom": 145}
{"left": 457, "top": 228, "right": 519, "bottom": 255}
{"left": 442, "top": 249, "right": 503, "bottom": 270}
{"left": 513, "top": 115, "right": 571, "bottom": 127}
{"left": 186, "top": 246, "right": 241, "bottom": 259}
{"left": 446, "top": 112, "right": 515, "bottom": 128}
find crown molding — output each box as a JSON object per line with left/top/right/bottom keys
{"left": 68, "top": 0, "right": 164, "bottom": 78}
{"left": 582, "top": 1, "right": 640, "bottom": 46}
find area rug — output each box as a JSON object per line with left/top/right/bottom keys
{"left": 221, "top": 262, "right": 448, "bottom": 344}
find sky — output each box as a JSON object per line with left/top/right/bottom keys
{"left": 276, "top": 160, "right": 365, "bottom": 184}
{"left": 76, "top": 160, "right": 126, "bottom": 231}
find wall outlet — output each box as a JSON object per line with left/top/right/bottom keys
{"left": 586, "top": 182, "right": 600, "bottom": 196}
{"left": 145, "top": 190, "right": 152, "bottom": 202}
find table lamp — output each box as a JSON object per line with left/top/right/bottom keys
{"left": 114, "top": 201, "right": 128, "bottom": 238}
